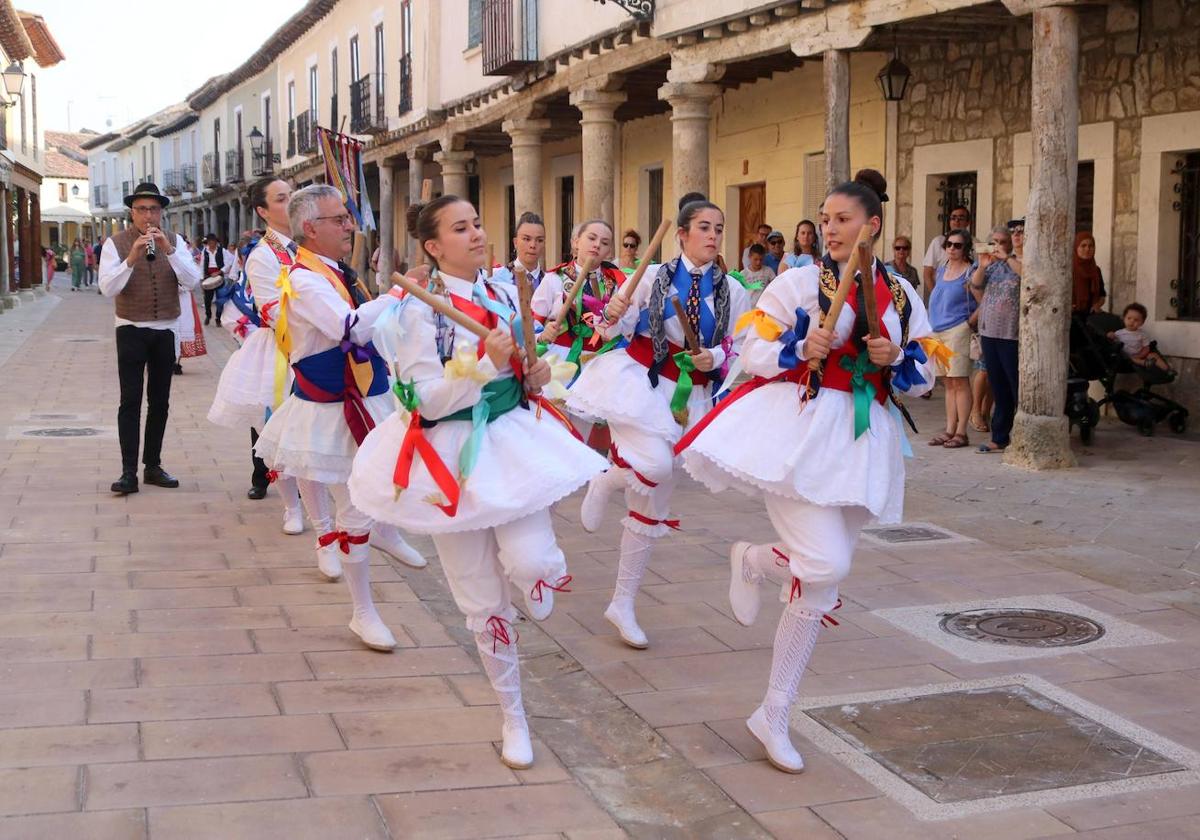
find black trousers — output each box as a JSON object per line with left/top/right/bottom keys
{"left": 250, "top": 427, "right": 270, "bottom": 490}
{"left": 202, "top": 286, "right": 225, "bottom": 323}
{"left": 980, "top": 335, "right": 1020, "bottom": 448}
{"left": 116, "top": 325, "right": 176, "bottom": 474}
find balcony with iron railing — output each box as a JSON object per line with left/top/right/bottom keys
{"left": 251, "top": 140, "right": 275, "bottom": 177}
{"left": 483, "top": 0, "right": 538, "bottom": 76}
{"left": 162, "top": 169, "right": 182, "bottom": 196}
{"left": 398, "top": 54, "right": 413, "bottom": 115}
{"left": 180, "top": 163, "right": 197, "bottom": 193}
{"left": 351, "top": 75, "right": 388, "bottom": 134}
{"left": 201, "top": 153, "right": 220, "bottom": 189}
{"left": 92, "top": 184, "right": 108, "bottom": 208}
{"left": 296, "top": 109, "right": 317, "bottom": 155}
{"left": 121, "top": 181, "right": 131, "bottom": 199}
{"left": 225, "top": 148, "right": 245, "bottom": 183}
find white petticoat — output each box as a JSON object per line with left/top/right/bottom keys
{"left": 207, "top": 329, "right": 288, "bottom": 433}
{"left": 254, "top": 391, "right": 395, "bottom": 484}
{"left": 349, "top": 403, "right": 607, "bottom": 535}
{"left": 565, "top": 348, "right": 714, "bottom": 445}
{"left": 680, "top": 383, "right": 907, "bottom": 524}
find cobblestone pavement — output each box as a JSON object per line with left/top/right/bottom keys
{"left": 0, "top": 289, "right": 1198, "bottom": 839}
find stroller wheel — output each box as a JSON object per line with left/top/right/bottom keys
{"left": 1169, "top": 411, "right": 1188, "bottom": 434}
{"left": 1137, "top": 417, "right": 1155, "bottom": 437}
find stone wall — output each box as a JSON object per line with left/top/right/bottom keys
{"left": 894, "top": 0, "right": 1200, "bottom": 416}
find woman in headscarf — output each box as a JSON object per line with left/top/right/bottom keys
{"left": 1071, "top": 232, "right": 1105, "bottom": 316}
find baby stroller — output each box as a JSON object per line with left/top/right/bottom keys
{"left": 1067, "top": 312, "right": 1188, "bottom": 441}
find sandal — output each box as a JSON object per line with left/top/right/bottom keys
{"left": 976, "top": 442, "right": 1005, "bottom": 454}
{"left": 928, "top": 432, "right": 951, "bottom": 446}
{"left": 943, "top": 433, "right": 970, "bottom": 449}
{"left": 969, "top": 414, "right": 989, "bottom": 433}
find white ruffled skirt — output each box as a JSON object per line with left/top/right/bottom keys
{"left": 255, "top": 392, "right": 395, "bottom": 484}
{"left": 680, "top": 383, "right": 907, "bottom": 523}
{"left": 207, "top": 329, "right": 289, "bottom": 431}
{"left": 349, "top": 403, "right": 607, "bottom": 535}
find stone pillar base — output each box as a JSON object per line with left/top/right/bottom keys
{"left": 18, "top": 289, "right": 35, "bottom": 301}
{"left": 31, "top": 286, "right": 46, "bottom": 297}
{"left": 1005, "top": 412, "right": 1076, "bottom": 470}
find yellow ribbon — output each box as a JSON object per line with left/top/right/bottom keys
{"left": 443, "top": 347, "right": 494, "bottom": 384}
{"left": 291, "top": 248, "right": 375, "bottom": 396}
{"left": 273, "top": 266, "right": 295, "bottom": 357}
{"left": 540, "top": 352, "right": 578, "bottom": 401}
{"left": 734, "top": 308, "right": 784, "bottom": 341}
{"left": 919, "top": 336, "right": 954, "bottom": 370}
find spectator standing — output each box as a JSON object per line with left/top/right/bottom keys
{"left": 886, "top": 235, "right": 920, "bottom": 288}
{"left": 969, "top": 221, "right": 1023, "bottom": 453}
{"left": 618, "top": 228, "right": 641, "bottom": 271}
{"left": 199, "top": 234, "right": 227, "bottom": 326}
{"left": 44, "top": 247, "right": 56, "bottom": 289}
{"left": 926, "top": 231, "right": 977, "bottom": 448}
{"left": 741, "top": 223, "right": 771, "bottom": 270}
{"left": 741, "top": 242, "right": 776, "bottom": 300}
{"left": 784, "top": 219, "right": 820, "bottom": 269}
{"left": 69, "top": 238, "right": 86, "bottom": 291}
{"left": 922, "top": 205, "right": 972, "bottom": 288}
{"left": 1071, "top": 231, "right": 1106, "bottom": 316}
{"left": 764, "top": 230, "right": 786, "bottom": 273}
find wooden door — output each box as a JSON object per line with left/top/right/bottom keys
{"left": 738, "top": 183, "right": 766, "bottom": 270}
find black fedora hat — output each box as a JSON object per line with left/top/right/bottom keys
{"left": 124, "top": 182, "right": 171, "bottom": 209}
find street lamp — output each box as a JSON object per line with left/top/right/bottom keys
{"left": 248, "top": 126, "right": 263, "bottom": 157}
{"left": 876, "top": 51, "right": 912, "bottom": 102}
{"left": 2, "top": 61, "right": 24, "bottom": 98}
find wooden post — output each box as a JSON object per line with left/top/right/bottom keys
{"left": 1007, "top": 6, "right": 1079, "bottom": 470}
{"left": 378, "top": 161, "right": 395, "bottom": 287}
{"left": 16, "top": 188, "right": 29, "bottom": 291}
{"left": 823, "top": 49, "right": 850, "bottom": 192}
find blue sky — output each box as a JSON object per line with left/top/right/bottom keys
{"left": 22, "top": 0, "right": 301, "bottom": 133}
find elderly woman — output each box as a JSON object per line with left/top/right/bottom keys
{"left": 969, "top": 221, "right": 1024, "bottom": 453}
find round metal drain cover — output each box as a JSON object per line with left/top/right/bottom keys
{"left": 24, "top": 427, "right": 101, "bottom": 437}
{"left": 940, "top": 608, "right": 1105, "bottom": 648}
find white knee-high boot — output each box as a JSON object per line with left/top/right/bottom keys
{"left": 475, "top": 620, "right": 533, "bottom": 769}
{"left": 341, "top": 537, "right": 396, "bottom": 651}
{"left": 604, "top": 527, "right": 654, "bottom": 649}
{"left": 728, "top": 542, "right": 792, "bottom": 626}
{"left": 580, "top": 465, "right": 626, "bottom": 533}
{"left": 278, "top": 476, "right": 304, "bottom": 535}
{"left": 297, "top": 479, "right": 340, "bottom": 580}
{"left": 370, "top": 522, "right": 428, "bottom": 569}
{"left": 747, "top": 600, "right": 822, "bottom": 773}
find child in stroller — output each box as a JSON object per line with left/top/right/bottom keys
{"left": 1067, "top": 304, "right": 1187, "bottom": 439}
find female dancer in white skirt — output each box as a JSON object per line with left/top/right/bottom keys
{"left": 679, "top": 170, "right": 937, "bottom": 772}
{"left": 255, "top": 185, "right": 415, "bottom": 651}
{"left": 349, "top": 195, "right": 606, "bottom": 769}
{"left": 565, "top": 200, "right": 751, "bottom": 649}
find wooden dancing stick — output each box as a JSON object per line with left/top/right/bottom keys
{"left": 858, "top": 238, "right": 881, "bottom": 340}
{"left": 550, "top": 256, "right": 596, "bottom": 325}
{"left": 390, "top": 271, "right": 490, "bottom": 339}
{"left": 670, "top": 296, "right": 702, "bottom": 354}
{"left": 615, "top": 218, "right": 674, "bottom": 303}
{"left": 514, "top": 264, "right": 538, "bottom": 368}
{"left": 808, "top": 224, "right": 873, "bottom": 374}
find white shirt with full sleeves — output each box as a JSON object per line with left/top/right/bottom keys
{"left": 348, "top": 273, "right": 606, "bottom": 535}
{"left": 98, "top": 233, "right": 202, "bottom": 330}
{"left": 681, "top": 263, "right": 935, "bottom": 524}
{"left": 253, "top": 253, "right": 396, "bottom": 484}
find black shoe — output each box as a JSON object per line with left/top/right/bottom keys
{"left": 215, "top": 319, "right": 222, "bottom": 328}
{"left": 111, "top": 473, "right": 139, "bottom": 495}
{"left": 143, "top": 466, "right": 180, "bottom": 488}
{"left": 205, "top": 316, "right": 211, "bottom": 325}
{"left": 247, "top": 485, "right": 268, "bottom": 500}
{"left": 174, "top": 363, "right": 183, "bottom": 375}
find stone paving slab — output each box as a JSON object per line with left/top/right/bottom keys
{"left": 1, "top": 289, "right": 1200, "bottom": 837}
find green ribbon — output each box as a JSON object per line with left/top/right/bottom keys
{"left": 670, "top": 350, "right": 697, "bottom": 425}
{"left": 566, "top": 320, "right": 593, "bottom": 366}
{"left": 729, "top": 270, "right": 764, "bottom": 292}
{"left": 839, "top": 352, "right": 880, "bottom": 439}
{"left": 437, "top": 377, "right": 524, "bottom": 480}
{"left": 392, "top": 380, "right": 420, "bottom": 413}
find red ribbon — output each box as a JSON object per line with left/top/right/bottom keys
{"left": 610, "top": 444, "right": 657, "bottom": 488}
{"left": 316, "top": 530, "right": 370, "bottom": 554}
{"left": 531, "top": 397, "right": 583, "bottom": 440}
{"left": 530, "top": 575, "right": 573, "bottom": 603}
{"left": 265, "top": 470, "right": 280, "bottom": 484}
{"left": 787, "top": 573, "right": 843, "bottom": 627}
{"left": 291, "top": 363, "right": 376, "bottom": 446}
{"left": 234, "top": 315, "right": 252, "bottom": 340}
{"left": 627, "top": 510, "right": 680, "bottom": 530}
{"left": 393, "top": 409, "right": 461, "bottom": 517}
{"left": 674, "top": 367, "right": 809, "bottom": 457}
{"left": 485, "top": 615, "right": 518, "bottom": 654}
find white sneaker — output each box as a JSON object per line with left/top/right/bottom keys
{"left": 524, "top": 585, "right": 553, "bottom": 622}
{"left": 370, "top": 524, "right": 428, "bottom": 569}
{"left": 499, "top": 715, "right": 534, "bottom": 769}
{"left": 316, "top": 544, "right": 343, "bottom": 582}
{"left": 746, "top": 705, "right": 805, "bottom": 773}
{"left": 282, "top": 507, "right": 305, "bottom": 535}
{"left": 604, "top": 600, "right": 648, "bottom": 649}
{"left": 580, "top": 470, "right": 619, "bottom": 533}
{"left": 349, "top": 613, "right": 397, "bottom": 651}
{"left": 728, "top": 541, "right": 761, "bottom": 626}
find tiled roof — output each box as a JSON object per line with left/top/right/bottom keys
{"left": 0, "top": 1, "right": 33, "bottom": 60}
{"left": 16, "top": 11, "right": 64, "bottom": 67}
{"left": 44, "top": 129, "right": 93, "bottom": 163}
{"left": 44, "top": 148, "right": 86, "bottom": 178}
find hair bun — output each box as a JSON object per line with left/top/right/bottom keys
{"left": 853, "top": 168, "right": 889, "bottom": 203}
{"left": 405, "top": 202, "right": 426, "bottom": 237}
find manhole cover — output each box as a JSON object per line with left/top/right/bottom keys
{"left": 23, "top": 427, "right": 101, "bottom": 437}
{"left": 864, "top": 526, "right": 952, "bottom": 543}
{"left": 940, "top": 608, "right": 1105, "bottom": 648}
{"left": 30, "top": 413, "right": 77, "bottom": 420}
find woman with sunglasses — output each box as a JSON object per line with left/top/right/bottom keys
{"left": 926, "top": 231, "right": 976, "bottom": 448}
{"left": 618, "top": 228, "right": 641, "bottom": 272}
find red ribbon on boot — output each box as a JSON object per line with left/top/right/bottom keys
{"left": 484, "top": 615, "right": 519, "bottom": 654}
{"left": 530, "top": 575, "right": 573, "bottom": 603}
{"left": 627, "top": 510, "right": 680, "bottom": 530}
{"left": 610, "top": 443, "right": 658, "bottom": 488}
{"left": 317, "top": 530, "right": 370, "bottom": 554}
{"left": 265, "top": 470, "right": 280, "bottom": 484}
{"left": 780, "top": 553, "right": 843, "bottom": 628}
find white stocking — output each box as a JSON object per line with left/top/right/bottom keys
{"left": 277, "top": 475, "right": 301, "bottom": 513}
{"left": 613, "top": 527, "right": 654, "bottom": 606}
{"left": 761, "top": 601, "right": 822, "bottom": 739}
{"left": 341, "top": 541, "right": 382, "bottom": 624}
{"left": 475, "top": 627, "right": 525, "bottom": 723}
{"left": 296, "top": 478, "right": 333, "bottom": 534}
